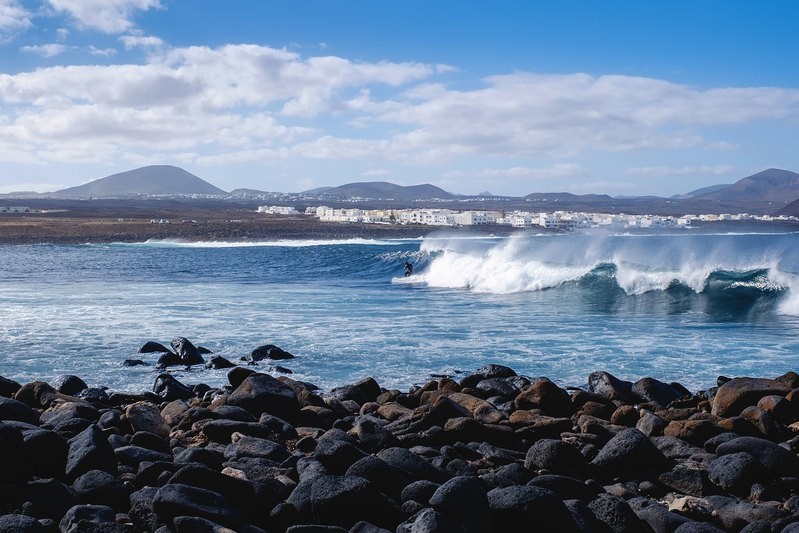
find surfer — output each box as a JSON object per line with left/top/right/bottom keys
{"left": 404, "top": 261, "right": 414, "bottom": 277}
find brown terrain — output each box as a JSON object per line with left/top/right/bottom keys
{"left": 0, "top": 202, "right": 514, "bottom": 245}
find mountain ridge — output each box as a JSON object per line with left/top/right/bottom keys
{"left": 53, "top": 165, "right": 227, "bottom": 198}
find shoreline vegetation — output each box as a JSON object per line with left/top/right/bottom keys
{"left": 2, "top": 343, "right": 799, "bottom": 530}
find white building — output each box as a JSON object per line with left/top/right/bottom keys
{"left": 257, "top": 205, "right": 299, "bottom": 215}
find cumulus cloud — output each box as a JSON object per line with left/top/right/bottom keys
{"left": 1, "top": 42, "right": 798, "bottom": 173}
{"left": 119, "top": 33, "right": 163, "bottom": 50}
{"left": 0, "top": 0, "right": 33, "bottom": 41}
{"left": 46, "top": 0, "right": 161, "bottom": 33}
{"left": 20, "top": 43, "right": 68, "bottom": 57}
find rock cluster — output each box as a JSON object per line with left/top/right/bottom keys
{"left": 3, "top": 362, "right": 799, "bottom": 532}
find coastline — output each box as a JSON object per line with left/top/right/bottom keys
{"left": 1, "top": 361, "right": 798, "bottom": 531}
{"left": 0, "top": 210, "right": 521, "bottom": 245}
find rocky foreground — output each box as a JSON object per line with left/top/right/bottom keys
{"left": 3, "top": 348, "right": 799, "bottom": 532}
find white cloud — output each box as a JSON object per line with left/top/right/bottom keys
{"left": 47, "top": 0, "right": 161, "bottom": 34}
{"left": 0, "top": 0, "right": 33, "bottom": 41}
{"left": 481, "top": 164, "right": 586, "bottom": 179}
{"left": 1, "top": 42, "right": 798, "bottom": 177}
{"left": 20, "top": 43, "right": 68, "bottom": 57}
{"left": 88, "top": 45, "right": 116, "bottom": 57}
{"left": 119, "top": 33, "right": 163, "bottom": 50}
{"left": 625, "top": 165, "right": 736, "bottom": 177}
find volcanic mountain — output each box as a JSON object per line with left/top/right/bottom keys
{"left": 53, "top": 165, "right": 227, "bottom": 198}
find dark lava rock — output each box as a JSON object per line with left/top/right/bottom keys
{"left": 0, "top": 396, "right": 41, "bottom": 425}
{"left": 206, "top": 355, "right": 236, "bottom": 369}
{"left": 153, "top": 483, "right": 242, "bottom": 529}
{"left": 346, "top": 455, "right": 411, "bottom": 500}
{"left": 588, "top": 493, "right": 650, "bottom": 533}
{"left": 65, "top": 424, "right": 118, "bottom": 481}
{"left": 72, "top": 469, "right": 131, "bottom": 511}
{"left": 0, "top": 514, "right": 46, "bottom": 532}
{"left": 716, "top": 436, "right": 799, "bottom": 477}
{"left": 397, "top": 508, "right": 461, "bottom": 533}
{"left": 514, "top": 377, "right": 574, "bottom": 417}
{"left": 588, "top": 371, "right": 636, "bottom": 403}
{"left": 376, "top": 447, "right": 449, "bottom": 483}
{"left": 59, "top": 504, "right": 117, "bottom": 532}
{"left": 25, "top": 477, "right": 78, "bottom": 520}
{"left": 459, "top": 364, "right": 517, "bottom": 388}
{"left": 309, "top": 474, "right": 398, "bottom": 529}
{"left": 487, "top": 485, "right": 579, "bottom": 532}
{"left": 122, "top": 359, "right": 148, "bottom": 367}
{"left": 524, "top": 438, "right": 587, "bottom": 475}
{"left": 0, "top": 422, "right": 33, "bottom": 483}
{"left": 171, "top": 337, "right": 206, "bottom": 366}
{"left": 139, "top": 341, "right": 171, "bottom": 353}
{"left": 52, "top": 374, "right": 88, "bottom": 396}
{"left": 429, "top": 476, "right": 490, "bottom": 532}
{"left": 632, "top": 377, "right": 684, "bottom": 407}
{"left": 591, "top": 428, "right": 668, "bottom": 474}
{"left": 707, "top": 452, "right": 770, "bottom": 496}
{"left": 249, "top": 344, "right": 295, "bottom": 362}
{"left": 527, "top": 474, "right": 601, "bottom": 500}
{"left": 0, "top": 374, "right": 22, "bottom": 397}
{"left": 153, "top": 374, "right": 195, "bottom": 401}
{"left": 226, "top": 373, "right": 301, "bottom": 422}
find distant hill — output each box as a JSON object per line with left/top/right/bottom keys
{"left": 303, "top": 181, "right": 454, "bottom": 201}
{"left": 53, "top": 165, "right": 227, "bottom": 198}
{"left": 688, "top": 168, "right": 799, "bottom": 204}
{"left": 677, "top": 183, "right": 732, "bottom": 199}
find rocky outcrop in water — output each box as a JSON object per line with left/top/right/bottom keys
{"left": 3, "top": 362, "right": 799, "bottom": 531}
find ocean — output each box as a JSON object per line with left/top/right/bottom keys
{"left": 2, "top": 228, "right": 799, "bottom": 395}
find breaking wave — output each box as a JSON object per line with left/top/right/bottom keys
{"left": 412, "top": 232, "right": 799, "bottom": 316}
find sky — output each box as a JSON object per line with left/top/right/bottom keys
{"left": 0, "top": 1, "right": 798, "bottom": 197}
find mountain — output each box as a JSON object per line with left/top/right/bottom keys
{"left": 677, "top": 183, "right": 732, "bottom": 199}
{"left": 303, "top": 181, "right": 454, "bottom": 201}
{"left": 524, "top": 192, "right": 614, "bottom": 202}
{"left": 688, "top": 168, "right": 799, "bottom": 203}
{"left": 53, "top": 165, "right": 227, "bottom": 198}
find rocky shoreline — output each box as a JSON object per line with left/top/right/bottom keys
{"left": 3, "top": 341, "right": 799, "bottom": 532}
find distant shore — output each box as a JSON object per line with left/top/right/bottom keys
{"left": 2, "top": 201, "right": 795, "bottom": 245}
{"left": 0, "top": 208, "right": 518, "bottom": 245}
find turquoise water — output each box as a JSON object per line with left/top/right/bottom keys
{"left": 1, "top": 230, "right": 799, "bottom": 394}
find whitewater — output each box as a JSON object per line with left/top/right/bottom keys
{"left": 2, "top": 229, "right": 799, "bottom": 394}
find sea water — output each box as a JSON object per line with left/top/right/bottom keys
{"left": 2, "top": 229, "right": 799, "bottom": 394}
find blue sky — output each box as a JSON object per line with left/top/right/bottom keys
{"left": 1, "top": 1, "right": 797, "bottom": 196}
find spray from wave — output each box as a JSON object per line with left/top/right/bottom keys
{"left": 414, "top": 232, "right": 799, "bottom": 315}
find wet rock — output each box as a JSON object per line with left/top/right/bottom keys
{"left": 0, "top": 514, "right": 47, "bottom": 531}
{"left": 588, "top": 371, "right": 636, "bottom": 403}
{"left": 139, "top": 341, "right": 171, "bottom": 353}
{"left": 459, "top": 364, "right": 517, "bottom": 388}
{"left": 53, "top": 375, "right": 88, "bottom": 396}
{"left": 206, "top": 355, "right": 237, "bottom": 369}
{"left": 122, "top": 359, "right": 148, "bottom": 367}
{"left": 153, "top": 374, "right": 195, "bottom": 401}
{"left": 171, "top": 337, "right": 206, "bottom": 366}
{"left": 711, "top": 377, "right": 790, "bottom": 417}
{"left": 632, "top": 377, "right": 685, "bottom": 407}
{"left": 249, "top": 344, "right": 295, "bottom": 362}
